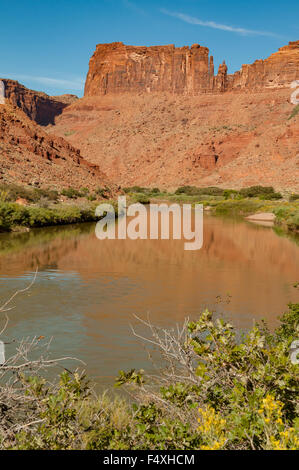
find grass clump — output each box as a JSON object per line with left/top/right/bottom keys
{"left": 273, "top": 204, "right": 299, "bottom": 232}
{"left": 214, "top": 198, "right": 265, "bottom": 216}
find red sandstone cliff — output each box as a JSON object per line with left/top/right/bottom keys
{"left": 229, "top": 41, "right": 299, "bottom": 90}
{"left": 0, "top": 102, "right": 110, "bottom": 190}
{"left": 84, "top": 41, "right": 299, "bottom": 96}
{"left": 1, "top": 79, "right": 78, "bottom": 125}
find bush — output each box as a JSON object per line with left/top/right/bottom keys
{"left": 273, "top": 205, "right": 299, "bottom": 232}
{"left": 215, "top": 199, "right": 264, "bottom": 216}
{"left": 289, "top": 194, "right": 299, "bottom": 202}
{"left": 175, "top": 186, "right": 224, "bottom": 197}
{"left": 35, "top": 188, "right": 59, "bottom": 202}
{"left": 132, "top": 194, "right": 150, "bottom": 205}
{"left": 96, "top": 187, "right": 110, "bottom": 198}
{"left": 123, "top": 186, "right": 151, "bottom": 194}
{"left": 150, "top": 188, "right": 161, "bottom": 194}
{"left": 259, "top": 192, "right": 282, "bottom": 200}
{"left": 0, "top": 202, "right": 100, "bottom": 231}
{"left": 115, "top": 304, "right": 299, "bottom": 450}
{"left": 80, "top": 187, "right": 89, "bottom": 196}
{"left": 0, "top": 202, "right": 29, "bottom": 230}
{"left": 61, "top": 188, "right": 82, "bottom": 199}
{"left": 0, "top": 184, "right": 59, "bottom": 203}
{"left": 223, "top": 189, "right": 239, "bottom": 200}
{"left": 239, "top": 186, "right": 281, "bottom": 199}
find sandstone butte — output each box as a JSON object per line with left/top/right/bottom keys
{"left": 84, "top": 40, "right": 299, "bottom": 95}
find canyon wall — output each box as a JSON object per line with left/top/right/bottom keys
{"left": 0, "top": 102, "right": 111, "bottom": 190}
{"left": 1, "top": 79, "right": 78, "bottom": 125}
{"left": 84, "top": 41, "right": 299, "bottom": 96}
{"left": 229, "top": 41, "right": 299, "bottom": 90}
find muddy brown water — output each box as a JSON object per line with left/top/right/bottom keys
{"left": 0, "top": 214, "right": 298, "bottom": 386}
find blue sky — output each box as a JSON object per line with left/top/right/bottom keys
{"left": 0, "top": 0, "right": 298, "bottom": 97}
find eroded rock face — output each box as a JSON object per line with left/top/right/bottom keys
{"left": 230, "top": 41, "right": 299, "bottom": 90}
{"left": 84, "top": 41, "right": 299, "bottom": 96}
{"left": 0, "top": 103, "right": 111, "bottom": 190}
{"left": 1, "top": 79, "right": 78, "bottom": 125}
{"left": 84, "top": 42, "right": 214, "bottom": 95}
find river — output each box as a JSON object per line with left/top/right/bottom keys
{"left": 0, "top": 213, "right": 298, "bottom": 386}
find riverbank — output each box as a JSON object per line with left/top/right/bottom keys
{"left": 0, "top": 201, "right": 102, "bottom": 232}
{"left": 1, "top": 184, "right": 299, "bottom": 234}
{"left": 141, "top": 186, "right": 299, "bottom": 234}
{"left": 0, "top": 182, "right": 120, "bottom": 232}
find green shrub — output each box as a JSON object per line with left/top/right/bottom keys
{"left": 80, "top": 187, "right": 89, "bottom": 196}
{"left": 0, "top": 202, "right": 100, "bottom": 231}
{"left": 273, "top": 205, "right": 299, "bottom": 232}
{"left": 0, "top": 202, "right": 29, "bottom": 231}
{"left": 215, "top": 199, "right": 264, "bottom": 216}
{"left": 175, "top": 186, "right": 224, "bottom": 197}
{"left": 96, "top": 187, "right": 107, "bottom": 198}
{"left": 27, "top": 207, "right": 56, "bottom": 227}
{"left": 150, "top": 188, "right": 161, "bottom": 194}
{"left": 132, "top": 194, "right": 150, "bottom": 205}
{"left": 223, "top": 189, "right": 239, "bottom": 200}
{"left": 123, "top": 186, "right": 148, "bottom": 194}
{"left": 289, "top": 194, "right": 299, "bottom": 202}
{"left": 239, "top": 186, "right": 279, "bottom": 199}
{"left": 116, "top": 304, "right": 299, "bottom": 450}
{"left": 61, "top": 188, "right": 82, "bottom": 199}
{"left": 35, "top": 188, "right": 59, "bottom": 202}
{"left": 0, "top": 184, "right": 59, "bottom": 203}
{"left": 259, "top": 192, "right": 282, "bottom": 200}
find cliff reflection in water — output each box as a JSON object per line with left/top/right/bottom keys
{"left": 0, "top": 215, "right": 298, "bottom": 383}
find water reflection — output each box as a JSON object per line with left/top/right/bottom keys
{"left": 0, "top": 215, "right": 298, "bottom": 384}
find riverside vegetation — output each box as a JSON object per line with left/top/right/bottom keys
{"left": 0, "top": 302, "right": 298, "bottom": 450}
{"left": 0, "top": 183, "right": 115, "bottom": 232}
{"left": 0, "top": 183, "right": 298, "bottom": 234}
{"left": 0, "top": 183, "right": 153, "bottom": 232}
{"left": 125, "top": 185, "right": 299, "bottom": 234}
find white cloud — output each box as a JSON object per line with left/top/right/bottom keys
{"left": 122, "top": 0, "right": 147, "bottom": 16}
{"left": 160, "top": 9, "right": 279, "bottom": 37}
{"left": 0, "top": 73, "right": 84, "bottom": 91}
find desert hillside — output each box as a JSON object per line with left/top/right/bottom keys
{"left": 0, "top": 102, "right": 110, "bottom": 190}
{"left": 48, "top": 88, "right": 299, "bottom": 190}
